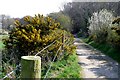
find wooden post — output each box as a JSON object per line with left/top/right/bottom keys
{"left": 21, "top": 56, "right": 41, "bottom": 79}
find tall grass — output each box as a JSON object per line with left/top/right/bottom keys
{"left": 0, "top": 35, "right": 8, "bottom": 49}
{"left": 42, "top": 52, "right": 82, "bottom": 79}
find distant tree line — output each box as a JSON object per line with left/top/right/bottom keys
{"left": 62, "top": 2, "right": 120, "bottom": 36}
{"left": 1, "top": 2, "right": 120, "bottom": 36}
{"left": 0, "top": 15, "right": 15, "bottom": 32}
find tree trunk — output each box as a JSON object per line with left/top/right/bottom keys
{"left": 21, "top": 56, "right": 41, "bottom": 79}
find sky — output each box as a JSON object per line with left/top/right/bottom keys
{"left": 1, "top": 0, "right": 119, "bottom": 18}
{"left": 0, "top": 0, "right": 72, "bottom": 18}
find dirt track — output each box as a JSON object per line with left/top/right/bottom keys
{"left": 74, "top": 38, "right": 120, "bottom": 79}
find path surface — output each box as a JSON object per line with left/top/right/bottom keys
{"left": 74, "top": 38, "right": 120, "bottom": 79}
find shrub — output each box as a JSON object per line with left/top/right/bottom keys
{"left": 88, "top": 9, "right": 114, "bottom": 43}
{"left": 48, "top": 12, "right": 73, "bottom": 32}
{"left": 3, "top": 14, "right": 75, "bottom": 64}
{"left": 108, "top": 17, "right": 120, "bottom": 49}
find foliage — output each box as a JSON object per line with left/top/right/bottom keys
{"left": 88, "top": 9, "right": 120, "bottom": 50}
{"left": 0, "top": 15, "right": 15, "bottom": 31}
{"left": 3, "top": 14, "right": 75, "bottom": 64}
{"left": 112, "top": 17, "right": 120, "bottom": 24}
{"left": 0, "top": 29, "right": 8, "bottom": 35}
{"left": 63, "top": 2, "right": 119, "bottom": 35}
{"left": 108, "top": 17, "right": 120, "bottom": 49}
{"left": 42, "top": 52, "right": 81, "bottom": 78}
{"left": 0, "top": 35, "right": 8, "bottom": 49}
{"left": 86, "top": 39, "right": 120, "bottom": 63}
{"left": 86, "top": 11, "right": 120, "bottom": 64}
{"left": 0, "top": 41, "right": 4, "bottom": 49}
{"left": 48, "top": 12, "right": 72, "bottom": 32}
{"left": 0, "top": 35, "right": 17, "bottom": 79}
{"left": 88, "top": 9, "right": 114, "bottom": 43}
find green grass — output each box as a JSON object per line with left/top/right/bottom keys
{"left": 82, "top": 38, "right": 120, "bottom": 63}
{"left": 43, "top": 53, "right": 82, "bottom": 79}
{"left": 0, "top": 41, "right": 4, "bottom": 49}
{"left": 1, "top": 34, "right": 82, "bottom": 79}
{"left": 0, "top": 35, "right": 8, "bottom": 78}
{"left": 0, "top": 35, "right": 8, "bottom": 49}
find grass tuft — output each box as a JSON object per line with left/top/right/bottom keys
{"left": 43, "top": 52, "right": 82, "bottom": 78}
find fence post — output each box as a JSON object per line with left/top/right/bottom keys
{"left": 21, "top": 56, "right": 41, "bottom": 79}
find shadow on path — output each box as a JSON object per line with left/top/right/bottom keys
{"left": 74, "top": 38, "right": 120, "bottom": 79}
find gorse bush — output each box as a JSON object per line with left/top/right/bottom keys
{"left": 88, "top": 9, "right": 114, "bottom": 43}
{"left": 3, "top": 14, "right": 75, "bottom": 64}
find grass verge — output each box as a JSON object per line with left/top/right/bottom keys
{"left": 42, "top": 52, "right": 82, "bottom": 79}
{"left": 82, "top": 38, "right": 120, "bottom": 63}
{"left": 0, "top": 41, "right": 4, "bottom": 49}
{"left": 0, "top": 35, "right": 8, "bottom": 49}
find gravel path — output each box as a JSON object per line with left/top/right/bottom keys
{"left": 74, "top": 38, "right": 120, "bottom": 79}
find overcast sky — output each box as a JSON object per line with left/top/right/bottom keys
{"left": 0, "top": 0, "right": 72, "bottom": 18}
{"left": 1, "top": 0, "right": 119, "bottom": 18}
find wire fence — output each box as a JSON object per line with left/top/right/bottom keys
{"left": 1, "top": 38, "right": 59, "bottom": 79}
{"left": 2, "top": 45, "right": 61, "bottom": 80}
{"left": 43, "top": 46, "right": 62, "bottom": 79}
{"left": 2, "top": 64, "right": 21, "bottom": 80}
{"left": 1, "top": 32, "right": 72, "bottom": 79}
